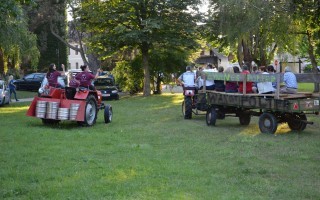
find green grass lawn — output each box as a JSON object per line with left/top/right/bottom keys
{"left": 14, "top": 90, "right": 38, "bottom": 99}
{"left": 1, "top": 94, "right": 320, "bottom": 199}
{"left": 298, "top": 83, "right": 316, "bottom": 92}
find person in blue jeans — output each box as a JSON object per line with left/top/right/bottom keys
{"left": 8, "top": 75, "right": 19, "bottom": 101}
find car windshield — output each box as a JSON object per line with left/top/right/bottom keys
{"left": 0, "top": 81, "right": 4, "bottom": 88}
{"left": 94, "top": 78, "right": 114, "bottom": 86}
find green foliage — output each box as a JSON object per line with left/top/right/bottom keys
{"left": 303, "top": 64, "right": 314, "bottom": 73}
{"left": 206, "top": 0, "right": 302, "bottom": 65}
{"left": 112, "top": 60, "right": 144, "bottom": 94}
{"left": 0, "top": 0, "right": 40, "bottom": 74}
{"left": 26, "top": 0, "right": 68, "bottom": 72}
{"left": 79, "top": 0, "right": 202, "bottom": 95}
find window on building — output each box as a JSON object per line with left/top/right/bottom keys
{"left": 76, "top": 62, "right": 79, "bottom": 69}
{"left": 75, "top": 45, "right": 78, "bottom": 55}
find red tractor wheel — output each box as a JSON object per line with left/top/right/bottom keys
{"left": 78, "top": 95, "right": 98, "bottom": 126}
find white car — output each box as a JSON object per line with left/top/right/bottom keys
{"left": 0, "top": 80, "right": 10, "bottom": 106}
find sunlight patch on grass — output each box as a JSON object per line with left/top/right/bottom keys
{"left": 171, "top": 94, "right": 183, "bottom": 105}
{"left": 171, "top": 192, "right": 195, "bottom": 200}
{"left": 276, "top": 123, "right": 291, "bottom": 134}
{"left": 239, "top": 125, "right": 260, "bottom": 136}
{"left": 107, "top": 169, "right": 137, "bottom": 182}
{"left": 0, "top": 106, "right": 29, "bottom": 114}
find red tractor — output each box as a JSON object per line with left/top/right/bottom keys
{"left": 26, "top": 86, "right": 112, "bottom": 126}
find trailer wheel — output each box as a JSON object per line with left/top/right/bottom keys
{"left": 42, "top": 119, "right": 60, "bottom": 125}
{"left": 182, "top": 96, "right": 192, "bottom": 119}
{"left": 239, "top": 112, "right": 251, "bottom": 125}
{"left": 206, "top": 108, "right": 217, "bottom": 126}
{"left": 287, "top": 113, "right": 307, "bottom": 131}
{"left": 104, "top": 104, "right": 113, "bottom": 123}
{"left": 78, "top": 95, "right": 97, "bottom": 126}
{"left": 259, "top": 112, "right": 277, "bottom": 134}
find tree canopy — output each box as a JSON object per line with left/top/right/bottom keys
{"left": 79, "top": 0, "right": 203, "bottom": 96}
{"left": 0, "top": 0, "right": 39, "bottom": 76}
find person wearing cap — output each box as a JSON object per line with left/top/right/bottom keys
{"left": 280, "top": 66, "right": 298, "bottom": 94}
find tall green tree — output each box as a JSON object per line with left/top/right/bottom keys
{"left": 206, "top": 0, "right": 297, "bottom": 67}
{"left": 0, "top": 0, "right": 39, "bottom": 77}
{"left": 24, "top": 0, "right": 67, "bottom": 72}
{"left": 290, "top": 0, "right": 319, "bottom": 92}
{"left": 80, "top": 0, "right": 202, "bottom": 96}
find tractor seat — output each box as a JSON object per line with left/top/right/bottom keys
{"left": 65, "top": 87, "right": 77, "bottom": 99}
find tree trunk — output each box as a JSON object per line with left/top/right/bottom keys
{"left": 236, "top": 39, "right": 243, "bottom": 67}
{"left": 141, "top": 42, "right": 151, "bottom": 96}
{"left": 155, "top": 72, "right": 162, "bottom": 94}
{"left": 307, "top": 30, "right": 319, "bottom": 92}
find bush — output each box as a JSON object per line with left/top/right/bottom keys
{"left": 303, "top": 64, "right": 313, "bottom": 73}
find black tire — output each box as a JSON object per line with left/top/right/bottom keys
{"left": 259, "top": 112, "right": 278, "bottom": 134}
{"left": 104, "top": 104, "right": 113, "bottom": 123}
{"left": 206, "top": 108, "right": 217, "bottom": 126}
{"left": 239, "top": 111, "right": 251, "bottom": 125}
{"left": 78, "top": 95, "right": 98, "bottom": 126}
{"left": 287, "top": 113, "right": 307, "bottom": 131}
{"left": 42, "top": 119, "right": 60, "bottom": 125}
{"left": 182, "top": 96, "right": 192, "bottom": 119}
{"left": 1, "top": 97, "right": 5, "bottom": 106}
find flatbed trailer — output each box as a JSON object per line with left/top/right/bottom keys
{"left": 187, "top": 72, "right": 320, "bottom": 134}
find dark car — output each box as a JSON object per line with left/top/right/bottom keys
{"left": 94, "top": 76, "right": 119, "bottom": 100}
{"left": 14, "top": 73, "right": 46, "bottom": 91}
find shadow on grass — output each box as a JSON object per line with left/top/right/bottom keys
{"left": 28, "top": 120, "right": 97, "bottom": 130}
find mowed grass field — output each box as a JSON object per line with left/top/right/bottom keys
{"left": 1, "top": 93, "right": 320, "bottom": 199}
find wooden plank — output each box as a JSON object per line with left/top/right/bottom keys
{"left": 295, "top": 73, "right": 320, "bottom": 83}
{"left": 203, "top": 72, "right": 320, "bottom": 83}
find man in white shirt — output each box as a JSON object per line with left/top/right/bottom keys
{"left": 177, "top": 66, "right": 196, "bottom": 88}
{"left": 201, "top": 64, "right": 216, "bottom": 90}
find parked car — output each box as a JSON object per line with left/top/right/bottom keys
{"left": 0, "top": 80, "right": 10, "bottom": 106}
{"left": 94, "top": 76, "right": 119, "bottom": 100}
{"left": 14, "top": 73, "right": 46, "bottom": 91}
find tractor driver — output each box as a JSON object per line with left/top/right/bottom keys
{"left": 75, "top": 65, "right": 99, "bottom": 90}
{"left": 177, "top": 66, "right": 196, "bottom": 91}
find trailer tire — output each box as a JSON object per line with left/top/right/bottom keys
{"left": 239, "top": 112, "right": 251, "bottom": 125}
{"left": 104, "top": 104, "right": 112, "bottom": 123}
{"left": 259, "top": 112, "right": 277, "bottom": 134}
{"left": 182, "top": 97, "right": 192, "bottom": 119}
{"left": 78, "top": 95, "right": 97, "bottom": 126}
{"left": 206, "top": 108, "right": 217, "bottom": 126}
{"left": 287, "top": 113, "right": 307, "bottom": 131}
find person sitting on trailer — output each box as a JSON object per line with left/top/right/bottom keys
{"left": 75, "top": 65, "right": 99, "bottom": 90}
{"left": 201, "top": 64, "right": 216, "bottom": 90}
{"left": 46, "top": 63, "right": 65, "bottom": 88}
{"left": 257, "top": 65, "right": 275, "bottom": 97}
{"left": 214, "top": 66, "right": 225, "bottom": 92}
{"left": 68, "top": 73, "right": 80, "bottom": 88}
{"left": 280, "top": 66, "right": 298, "bottom": 94}
{"left": 238, "top": 65, "right": 253, "bottom": 93}
{"left": 225, "top": 66, "right": 239, "bottom": 93}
